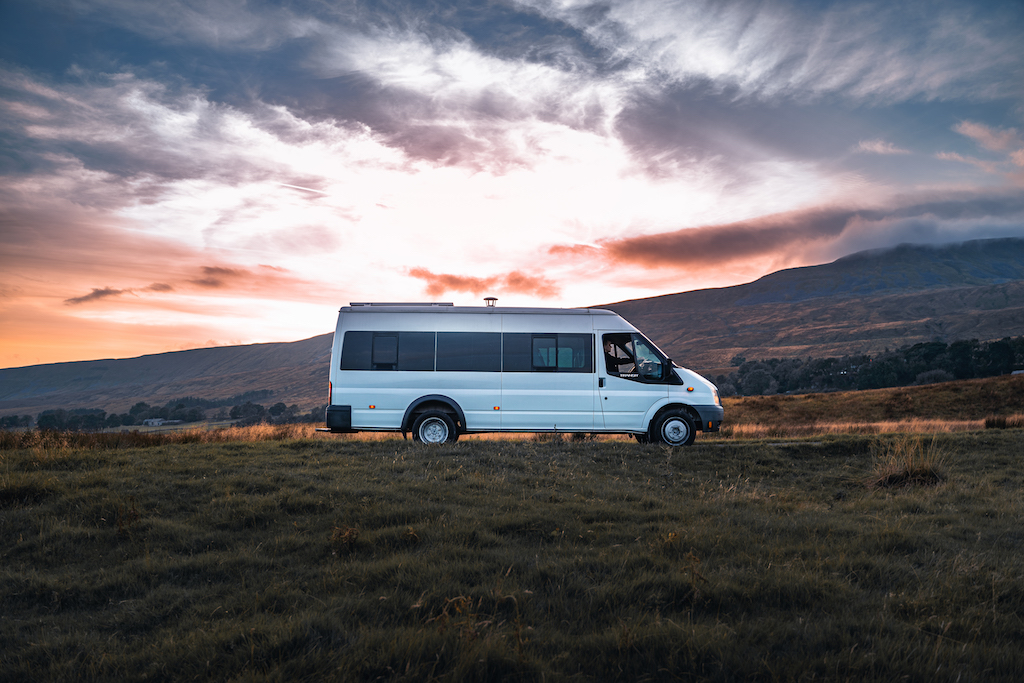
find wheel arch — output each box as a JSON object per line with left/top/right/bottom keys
{"left": 402, "top": 395, "right": 466, "bottom": 434}
{"left": 650, "top": 403, "right": 703, "bottom": 432}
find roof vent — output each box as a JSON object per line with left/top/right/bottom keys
{"left": 484, "top": 297, "right": 497, "bottom": 307}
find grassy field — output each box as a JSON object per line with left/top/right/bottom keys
{"left": 2, "top": 427, "right": 1023, "bottom": 681}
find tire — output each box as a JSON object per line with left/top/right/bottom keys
{"left": 412, "top": 410, "right": 459, "bottom": 444}
{"left": 650, "top": 410, "right": 696, "bottom": 446}
{"left": 632, "top": 432, "right": 651, "bottom": 444}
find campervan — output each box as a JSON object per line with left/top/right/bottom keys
{"left": 322, "top": 303, "right": 723, "bottom": 445}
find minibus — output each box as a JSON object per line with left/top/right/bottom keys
{"left": 322, "top": 303, "right": 723, "bottom": 445}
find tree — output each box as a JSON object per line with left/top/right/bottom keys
{"left": 129, "top": 402, "right": 151, "bottom": 417}
{"left": 741, "top": 368, "right": 777, "bottom": 396}
{"left": 37, "top": 409, "right": 68, "bottom": 431}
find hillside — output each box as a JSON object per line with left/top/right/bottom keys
{"left": 2, "top": 237, "right": 1023, "bottom": 417}
{"left": 0, "top": 334, "right": 333, "bottom": 416}
{"left": 604, "top": 237, "right": 1024, "bottom": 373}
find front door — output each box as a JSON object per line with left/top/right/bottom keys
{"left": 597, "top": 332, "right": 667, "bottom": 431}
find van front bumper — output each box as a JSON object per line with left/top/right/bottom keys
{"left": 695, "top": 404, "right": 724, "bottom": 432}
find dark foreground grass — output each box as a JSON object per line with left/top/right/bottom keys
{"left": 2, "top": 432, "right": 1023, "bottom": 682}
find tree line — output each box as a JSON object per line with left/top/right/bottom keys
{"left": 716, "top": 336, "right": 1024, "bottom": 397}
{"left": 1, "top": 390, "right": 325, "bottom": 432}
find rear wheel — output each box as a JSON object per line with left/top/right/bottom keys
{"left": 412, "top": 410, "right": 459, "bottom": 444}
{"left": 650, "top": 410, "right": 696, "bottom": 446}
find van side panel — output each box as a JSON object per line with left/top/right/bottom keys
{"left": 326, "top": 306, "right": 721, "bottom": 438}
{"left": 497, "top": 313, "right": 601, "bottom": 431}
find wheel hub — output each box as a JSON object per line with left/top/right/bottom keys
{"left": 421, "top": 419, "right": 448, "bottom": 443}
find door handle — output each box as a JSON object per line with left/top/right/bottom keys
{"left": 599, "top": 377, "right": 605, "bottom": 387}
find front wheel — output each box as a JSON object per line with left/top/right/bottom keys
{"left": 412, "top": 410, "right": 459, "bottom": 444}
{"left": 650, "top": 410, "right": 696, "bottom": 446}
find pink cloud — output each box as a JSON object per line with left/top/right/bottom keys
{"left": 407, "top": 267, "right": 560, "bottom": 298}
{"left": 856, "top": 139, "right": 910, "bottom": 155}
{"left": 954, "top": 121, "right": 1018, "bottom": 151}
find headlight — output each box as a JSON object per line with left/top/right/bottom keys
{"left": 712, "top": 387, "right": 721, "bottom": 406}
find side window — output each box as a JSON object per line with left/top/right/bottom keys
{"left": 436, "top": 332, "right": 501, "bottom": 372}
{"left": 557, "top": 334, "right": 593, "bottom": 372}
{"left": 602, "top": 333, "right": 634, "bottom": 375}
{"left": 506, "top": 334, "right": 593, "bottom": 372}
{"left": 532, "top": 336, "right": 557, "bottom": 370}
{"left": 632, "top": 336, "right": 665, "bottom": 381}
{"left": 502, "top": 333, "right": 533, "bottom": 372}
{"left": 372, "top": 335, "right": 398, "bottom": 369}
{"left": 341, "top": 331, "right": 372, "bottom": 370}
{"left": 341, "top": 331, "right": 435, "bottom": 370}
{"left": 397, "top": 332, "right": 435, "bottom": 371}
{"left": 603, "top": 333, "right": 667, "bottom": 382}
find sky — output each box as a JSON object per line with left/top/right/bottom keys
{"left": 1, "top": 0, "right": 1023, "bottom": 368}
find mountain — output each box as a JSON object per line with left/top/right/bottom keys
{"left": 0, "top": 334, "right": 333, "bottom": 417}
{"left": 603, "top": 237, "right": 1024, "bottom": 372}
{"left": 1, "top": 237, "right": 1023, "bottom": 416}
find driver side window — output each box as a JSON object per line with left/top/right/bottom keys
{"left": 603, "top": 333, "right": 666, "bottom": 383}
{"left": 632, "top": 337, "right": 665, "bottom": 381}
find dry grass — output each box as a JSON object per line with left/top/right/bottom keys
{"left": 715, "top": 417, "right": 1001, "bottom": 440}
{"left": 867, "top": 434, "right": 947, "bottom": 489}
{"left": 0, "top": 423, "right": 329, "bottom": 450}
{"left": 3, "top": 431, "right": 1024, "bottom": 681}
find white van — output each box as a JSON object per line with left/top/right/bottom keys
{"left": 323, "top": 303, "right": 723, "bottom": 445}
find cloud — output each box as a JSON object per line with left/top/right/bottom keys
{"left": 935, "top": 151, "right": 1000, "bottom": 174}
{"left": 64, "top": 287, "right": 131, "bottom": 305}
{"left": 407, "top": 267, "right": 559, "bottom": 298}
{"left": 592, "top": 207, "right": 857, "bottom": 269}
{"left": 555, "top": 192, "right": 1024, "bottom": 273}
{"left": 954, "top": 121, "right": 1019, "bottom": 151}
{"left": 520, "top": 0, "right": 1024, "bottom": 105}
{"left": 855, "top": 139, "right": 910, "bottom": 155}
{"left": 188, "top": 266, "right": 248, "bottom": 288}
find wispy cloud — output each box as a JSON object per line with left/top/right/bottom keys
{"left": 935, "top": 151, "right": 1000, "bottom": 174}
{"left": 855, "top": 139, "right": 911, "bottom": 155}
{"left": 64, "top": 287, "right": 131, "bottom": 305}
{"left": 521, "top": 0, "right": 1024, "bottom": 104}
{"left": 408, "top": 268, "right": 560, "bottom": 298}
{"left": 954, "top": 121, "right": 1019, "bottom": 151}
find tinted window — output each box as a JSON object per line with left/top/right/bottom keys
{"left": 503, "top": 333, "right": 593, "bottom": 372}
{"left": 502, "top": 333, "right": 533, "bottom": 372}
{"left": 558, "top": 334, "right": 593, "bottom": 372}
{"left": 342, "top": 331, "right": 435, "bottom": 370}
{"left": 436, "top": 332, "right": 501, "bottom": 372}
{"left": 341, "top": 331, "right": 372, "bottom": 370}
{"left": 398, "top": 332, "right": 435, "bottom": 371}
{"left": 372, "top": 335, "right": 398, "bottom": 368}
{"left": 532, "top": 336, "right": 557, "bottom": 370}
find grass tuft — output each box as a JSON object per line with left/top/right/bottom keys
{"left": 985, "top": 414, "right": 1024, "bottom": 429}
{"left": 330, "top": 524, "right": 360, "bottom": 555}
{"left": 868, "top": 435, "right": 947, "bottom": 489}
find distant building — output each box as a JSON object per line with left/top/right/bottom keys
{"left": 142, "top": 418, "right": 183, "bottom": 426}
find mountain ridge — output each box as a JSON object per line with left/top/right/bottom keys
{"left": 2, "top": 237, "right": 1023, "bottom": 416}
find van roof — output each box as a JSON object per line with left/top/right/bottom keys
{"left": 340, "top": 305, "right": 618, "bottom": 316}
